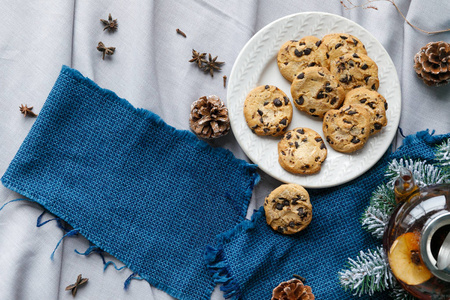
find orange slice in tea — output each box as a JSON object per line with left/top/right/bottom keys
{"left": 389, "top": 231, "right": 433, "bottom": 286}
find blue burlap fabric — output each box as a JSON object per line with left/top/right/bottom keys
{"left": 205, "top": 130, "right": 450, "bottom": 299}
{"left": 1, "top": 66, "right": 259, "bottom": 300}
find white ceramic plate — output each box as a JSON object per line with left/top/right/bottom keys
{"left": 227, "top": 12, "right": 401, "bottom": 188}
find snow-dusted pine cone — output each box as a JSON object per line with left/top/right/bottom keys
{"left": 414, "top": 41, "right": 450, "bottom": 86}
{"left": 189, "top": 95, "right": 230, "bottom": 139}
{"left": 271, "top": 279, "right": 315, "bottom": 300}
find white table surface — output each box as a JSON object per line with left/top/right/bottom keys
{"left": 0, "top": 0, "right": 449, "bottom": 299}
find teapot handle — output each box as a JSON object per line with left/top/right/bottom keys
{"left": 437, "top": 231, "right": 450, "bottom": 272}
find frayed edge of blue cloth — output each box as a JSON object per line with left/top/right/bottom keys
{"left": 124, "top": 272, "right": 144, "bottom": 290}
{"left": 205, "top": 245, "right": 241, "bottom": 300}
{"left": 205, "top": 207, "right": 266, "bottom": 299}
{"left": 399, "top": 129, "right": 450, "bottom": 149}
{"left": 0, "top": 198, "right": 35, "bottom": 211}
{"left": 75, "top": 244, "right": 126, "bottom": 271}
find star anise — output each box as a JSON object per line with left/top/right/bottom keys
{"left": 203, "top": 53, "right": 224, "bottom": 77}
{"left": 100, "top": 13, "right": 118, "bottom": 32}
{"left": 65, "top": 274, "right": 88, "bottom": 297}
{"left": 97, "top": 42, "right": 116, "bottom": 60}
{"left": 19, "top": 104, "right": 37, "bottom": 117}
{"left": 189, "top": 49, "right": 207, "bottom": 68}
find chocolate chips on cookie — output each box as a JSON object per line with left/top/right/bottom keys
{"left": 329, "top": 53, "right": 379, "bottom": 92}
{"left": 318, "top": 33, "right": 367, "bottom": 64}
{"left": 264, "top": 184, "right": 313, "bottom": 235}
{"left": 278, "top": 127, "right": 327, "bottom": 174}
{"left": 343, "top": 87, "right": 388, "bottom": 135}
{"left": 277, "top": 36, "right": 328, "bottom": 82}
{"left": 323, "top": 104, "right": 371, "bottom": 153}
{"left": 244, "top": 85, "right": 293, "bottom": 136}
{"left": 291, "top": 66, "right": 345, "bottom": 118}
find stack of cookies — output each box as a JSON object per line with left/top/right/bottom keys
{"left": 243, "top": 33, "right": 388, "bottom": 175}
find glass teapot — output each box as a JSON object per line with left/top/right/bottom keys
{"left": 383, "top": 168, "right": 450, "bottom": 299}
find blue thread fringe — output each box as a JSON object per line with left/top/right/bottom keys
{"left": 74, "top": 244, "right": 126, "bottom": 271}
{"left": 124, "top": 272, "right": 143, "bottom": 290}
{"left": 36, "top": 210, "right": 71, "bottom": 232}
{"left": 205, "top": 207, "right": 265, "bottom": 299}
{"left": 50, "top": 228, "right": 80, "bottom": 260}
{"left": 205, "top": 246, "right": 241, "bottom": 299}
{"left": 401, "top": 129, "right": 438, "bottom": 148}
{"left": 0, "top": 198, "right": 34, "bottom": 211}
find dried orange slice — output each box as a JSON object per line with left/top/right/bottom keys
{"left": 389, "top": 231, "right": 433, "bottom": 286}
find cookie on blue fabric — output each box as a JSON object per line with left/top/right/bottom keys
{"left": 264, "top": 183, "right": 312, "bottom": 235}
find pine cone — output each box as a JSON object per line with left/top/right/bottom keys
{"left": 271, "top": 279, "right": 315, "bottom": 300}
{"left": 414, "top": 41, "right": 450, "bottom": 86}
{"left": 189, "top": 95, "right": 230, "bottom": 139}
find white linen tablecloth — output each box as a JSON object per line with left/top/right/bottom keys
{"left": 0, "top": 0, "right": 449, "bottom": 299}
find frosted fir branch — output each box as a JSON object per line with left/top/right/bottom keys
{"left": 389, "top": 281, "right": 417, "bottom": 300}
{"left": 339, "top": 247, "right": 395, "bottom": 296}
{"left": 361, "top": 184, "right": 395, "bottom": 238}
{"left": 368, "top": 184, "right": 396, "bottom": 211}
{"left": 361, "top": 206, "right": 391, "bottom": 239}
{"left": 385, "top": 158, "right": 449, "bottom": 189}
{"left": 435, "top": 138, "right": 450, "bottom": 170}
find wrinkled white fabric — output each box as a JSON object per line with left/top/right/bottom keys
{"left": 0, "top": 0, "right": 449, "bottom": 299}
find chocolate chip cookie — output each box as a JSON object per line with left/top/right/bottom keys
{"left": 343, "top": 87, "right": 388, "bottom": 135}
{"left": 329, "top": 53, "right": 380, "bottom": 92}
{"left": 278, "top": 127, "right": 327, "bottom": 174}
{"left": 318, "top": 33, "right": 367, "bottom": 64}
{"left": 277, "top": 36, "right": 328, "bottom": 82}
{"left": 264, "top": 183, "right": 312, "bottom": 235}
{"left": 323, "top": 104, "right": 371, "bottom": 153}
{"left": 291, "top": 66, "right": 345, "bottom": 118}
{"left": 244, "top": 85, "right": 293, "bottom": 136}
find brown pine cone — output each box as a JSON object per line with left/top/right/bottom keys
{"left": 271, "top": 279, "right": 315, "bottom": 300}
{"left": 189, "top": 95, "right": 230, "bottom": 139}
{"left": 414, "top": 41, "right": 450, "bottom": 86}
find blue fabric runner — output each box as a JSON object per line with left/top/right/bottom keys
{"left": 1, "top": 66, "right": 259, "bottom": 300}
{"left": 205, "top": 130, "right": 450, "bottom": 299}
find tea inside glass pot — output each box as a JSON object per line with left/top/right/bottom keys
{"left": 383, "top": 168, "right": 450, "bottom": 299}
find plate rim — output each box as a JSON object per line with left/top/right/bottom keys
{"left": 227, "top": 11, "right": 401, "bottom": 188}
